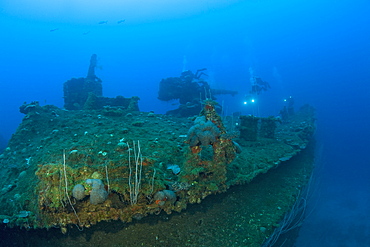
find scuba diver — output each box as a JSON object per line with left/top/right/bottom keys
{"left": 280, "top": 96, "right": 295, "bottom": 122}
{"left": 285, "top": 96, "right": 295, "bottom": 115}
{"left": 244, "top": 76, "right": 271, "bottom": 103}
{"left": 243, "top": 75, "right": 271, "bottom": 116}
{"left": 249, "top": 76, "right": 271, "bottom": 95}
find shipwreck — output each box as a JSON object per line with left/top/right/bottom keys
{"left": 0, "top": 55, "right": 316, "bottom": 246}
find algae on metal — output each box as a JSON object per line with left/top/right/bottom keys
{"left": 0, "top": 100, "right": 315, "bottom": 235}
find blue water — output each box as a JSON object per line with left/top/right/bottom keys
{"left": 1, "top": 0, "right": 370, "bottom": 246}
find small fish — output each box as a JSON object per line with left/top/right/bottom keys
{"left": 98, "top": 21, "right": 108, "bottom": 24}
{"left": 83, "top": 31, "right": 90, "bottom": 35}
{"left": 117, "top": 19, "right": 125, "bottom": 24}
{"left": 49, "top": 28, "right": 59, "bottom": 32}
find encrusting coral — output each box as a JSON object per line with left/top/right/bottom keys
{"left": 86, "top": 179, "right": 108, "bottom": 205}
{"left": 187, "top": 116, "right": 221, "bottom": 147}
{"left": 72, "top": 184, "right": 86, "bottom": 200}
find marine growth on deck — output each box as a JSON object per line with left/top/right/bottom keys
{"left": 0, "top": 99, "right": 315, "bottom": 234}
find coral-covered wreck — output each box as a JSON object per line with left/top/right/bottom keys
{"left": 0, "top": 100, "right": 315, "bottom": 225}
{"left": 0, "top": 56, "right": 316, "bottom": 246}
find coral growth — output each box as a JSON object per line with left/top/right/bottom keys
{"left": 181, "top": 99, "right": 237, "bottom": 198}
{"left": 153, "top": 190, "right": 177, "bottom": 206}
{"left": 72, "top": 184, "right": 86, "bottom": 200}
{"left": 187, "top": 116, "right": 221, "bottom": 147}
{"left": 85, "top": 179, "right": 108, "bottom": 205}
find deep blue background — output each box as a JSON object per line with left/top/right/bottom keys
{"left": 1, "top": 0, "right": 370, "bottom": 245}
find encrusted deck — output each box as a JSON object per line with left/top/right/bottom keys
{"left": 0, "top": 102, "right": 315, "bottom": 240}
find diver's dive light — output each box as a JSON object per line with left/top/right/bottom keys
{"left": 243, "top": 95, "right": 255, "bottom": 105}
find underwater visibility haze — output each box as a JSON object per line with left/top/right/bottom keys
{"left": 0, "top": 0, "right": 370, "bottom": 246}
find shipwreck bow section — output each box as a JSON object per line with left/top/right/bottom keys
{"left": 0, "top": 95, "right": 315, "bottom": 231}
{"left": 0, "top": 54, "right": 316, "bottom": 232}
